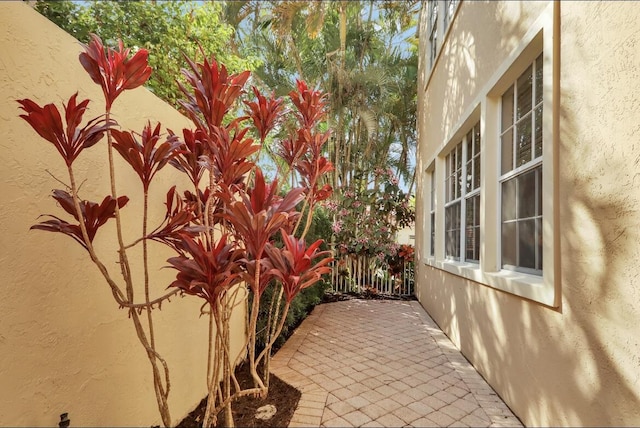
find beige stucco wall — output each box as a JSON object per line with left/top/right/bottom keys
{"left": 0, "top": 3, "right": 246, "bottom": 426}
{"left": 416, "top": 1, "right": 640, "bottom": 426}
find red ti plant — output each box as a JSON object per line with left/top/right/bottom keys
{"left": 262, "top": 230, "right": 333, "bottom": 350}
{"left": 21, "top": 33, "right": 335, "bottom": 427}
{"left": 19, "top": 34, "right": 184, "bottom": 427}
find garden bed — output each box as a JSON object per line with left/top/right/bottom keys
{"left": 176, "top": 363, "right": 300, "bottom": 428}
{"left": 176, "top": 289, "right": 415, "bottom": 427}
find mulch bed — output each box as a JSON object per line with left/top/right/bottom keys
{"left": 176, "top": 363, "right": 301, "bottom": 428}
{"left": 322, "top": 290, "right": 417, "bottom": 303}
{"left": 176, "top": 290, "right": 414, "bottom": 427}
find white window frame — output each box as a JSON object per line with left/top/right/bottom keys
{"left": 443, "top": 121, "right": 481, "bottom": 264}
{"left": 464, "top": 123, "right": 481, "bottom": 263}
{"left": 423, "top": 3, "right": 558, "bottom": 307}
{"left": 430, "top": 169, "right": 436, "bottom": 257}
{"left": 443, "top": 0, "right": 459, "bottom": 30}
{"left": 427, "top": 0, "right": 439, "bottom": 69}
{"left": 444, "top": 143, "right": 462, "bottom": 260}
{"left": 499, "top": 55, "right": 544, "bottom": 275}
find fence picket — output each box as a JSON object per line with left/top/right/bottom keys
{"left": 330, "top": 254, "right": 414, "bottom": 296}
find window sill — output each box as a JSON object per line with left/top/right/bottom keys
{"left": 428, "top": 260, "right": 554, "bottom": 306}
{"left": 423, "top": 257, "right": 437, "bottom": 267}
{"left": 483, "top": 270, "right": 553, "bottom": 306}
{"left": 438, "top": 260, "right": 483, "bottom": 282}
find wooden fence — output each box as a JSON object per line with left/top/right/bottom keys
{"left": 331, "top": 254, "right": 414, "bottom": 296}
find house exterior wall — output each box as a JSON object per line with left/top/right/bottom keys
{"left": 0, "top": 3, "right": 245, "bottom": 426}
{"left": 416, "top": 1, "right": 640, "bottom": 426}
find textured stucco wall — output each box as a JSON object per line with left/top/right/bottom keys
{"left": 416, "top": 1, "right": 640, "bottom": 426}
{"left": 0, "top": 3, "right": 245, "bottom": 426}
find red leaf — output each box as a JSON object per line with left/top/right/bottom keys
{"left": 18, "top": 94, "right": 111, "bottom": 166}
{"left": 112, "top": 121, "right": 181, "bottom": 191}
{"left": 32, "top": 190, "right": 128, "bottom": 250}
{"left": 166, "top": 235, "right": 243, "bottom": 306}
{"left": 79, "top": 34, "right": 152, "bottom": 109}
{"left": 265, "top": 230, "right": 333, "bottom": 302}
{"left": 244, "top": 86, "right": 284, "bottom": 143}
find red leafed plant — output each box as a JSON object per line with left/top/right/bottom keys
{"left": 20, "top": 35, "right": 334, "bottom": 428}
{"left": 17, "top": 93, "right": 111, "bottom": 167}
{"left": 31, "top": 189, "right": 128, "bottom": 250}
{"left": 79, "top": 33, "right": 152, "bottom": 109}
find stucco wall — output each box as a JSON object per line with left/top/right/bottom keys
{"left": 0, "top": 3, "right": 245, "bottom": 426}
{"left": 416, "top": 1, "right": 640, "bottom": 426}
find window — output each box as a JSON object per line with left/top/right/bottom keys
{"left": 500, "top": 54, "right": 543, "bottom": 274}
{"left": 445, "top": 143, "right": 462, "bottom": 260}
{"left": 430, "top": 169, "right": 436, "bottom": 256}
{"left": 444, "top": 121, "right": 481, "bottom": 262}
{"left": 465, "top": 123, "right": 481, "bottom": 262}
{"left": 443, "top": 0, "right": 458, "bottom": 30}
{"left": 421, "top": 7, "right": 556, "bottom": 305}
{"left": 428, "top": 0, "right": 438, "bottom": 69}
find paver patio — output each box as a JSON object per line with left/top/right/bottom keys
{"left": 271, "top": 299, "right": 523, "bottom": 427}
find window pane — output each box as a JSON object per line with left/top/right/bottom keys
{"left": 502, "top": 178, "right": 516, "bottom": 221}
{"left": 518, "top": 219, "right": 536, "bottom": 269}
{"left": 430, "top": 212, "right": 435, "bottom": 256}
{"left": 466, "top": 198, "right": 474, "bottom": 225}
{"left": 474, "top": 194, "right": 480, "bottom": 224}
{"left": 517, "top": 65, "right": 533, "bottom": 119}
{"left": 502, "top": 222, "right": 516, "bottom": 266}
{"left": 535, "top": 54, "right": 543, "bottom": 105}
{"left": 501, "top": 129, "right": 513, "bottom": 174}
{"left": 474, "top": 123, "right": 481, "bottom": 154}
{"left": 517, "top": 169, "right": 537, "bottom": 218}
{"left": 536, "top": 217, "right": 543, "bottom": 270}
{"left": 466, "top": 227, "right": 478, "bottom": 262}
{"left": 466, "top": 159, "right": 472, "bottom": 193}
{"left": 455, "top": 169, "right": 462, "bottom": 198}
{"left": 534, "top": 106, "right": 543, "bottom": 158}
{"left": 537, "top": 166, "right": 543, "bottom": 216}
{"left": 473, "top": 156, "right": 481, "bottom": 190}
{"left": 516, "top": 114, "right": 533, "bottom": 167}
{"left": 502, "top": 85, "right": 514, "bottom": 131}
{"left": 454, "top": 202, "right": 461, "bottom": 229}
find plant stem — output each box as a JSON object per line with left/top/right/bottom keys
{"left": 143, "top": 190, "right": 156, "bottom": 349}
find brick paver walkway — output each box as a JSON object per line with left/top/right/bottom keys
{"left": 271, "top": 299, "right": 523, "bottom": 427}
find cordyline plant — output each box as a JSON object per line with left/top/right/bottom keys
{"left": 19, "top": 34, "right": 333, "bottom": 427}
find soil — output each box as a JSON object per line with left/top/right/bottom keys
{"left": 322, "top": 290, "right": 417, "bottom": 303}
{"left": 175, "top": 363, "right": 301, "bottom": 428}
{"left": 175, "top": 291, "right": 414, "bottom": 427}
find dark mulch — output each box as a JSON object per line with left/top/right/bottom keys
{"left": 176, "top": 363, "right": 301, "bottom": 428}
{"left": 176, "top": 291, "right": 415, "bottom": 427}
{"left": 322, "top": 290, "right": 417, "bottom": 303}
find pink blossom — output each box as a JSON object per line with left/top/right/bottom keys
{"left": 324, "top": 200, "right": 338, "bottom": 211}
{"left": 339, "top": 208, "right": 349, "bottom": 216}
{"left": 332, "top": 220, "right": 343, "bottom": 233}
{"left": 353, "top": 201, "right": 362, "bottom": 208}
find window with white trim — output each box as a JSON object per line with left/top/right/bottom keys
{"left": 444, "top": 143, "right": 462, "bottom": 260}
{"left": 429, "top": 169, "right": 436, "bottom": 257}
{"left": 444, "top": 122, "right": 481, "bottom": 262}
{"left": 464, "top": 123, "right": 481, "bottom": 262}
{"left": 427, "top": 0, "right": 438, "bottom": 69}
{"left": 443, "top": 0, "right": 458, "bottom": 30}
{"left": 500, "top": 53, "right": 543, "bottom": 274}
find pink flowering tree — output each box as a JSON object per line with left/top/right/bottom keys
{"left": 326, "top": 167, "right": 414, "bottom": 274}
